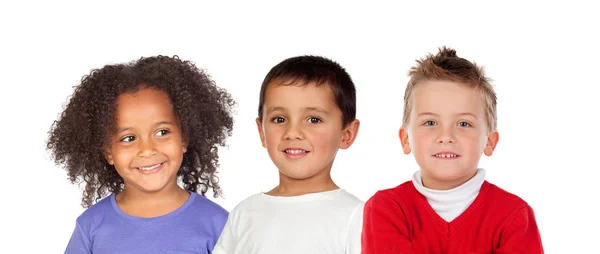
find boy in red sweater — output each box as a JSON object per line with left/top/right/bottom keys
{"left": 362, "top": 47, "right": 544, "bottom": 254}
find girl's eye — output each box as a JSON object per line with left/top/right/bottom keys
{"left": 307, "top": 117, "right": 322, "bottom": 124}
{"left": 424, "top": 120, "right": 436, "bottom": 126}
{"left": 271, "top": 117, "right": 285, "bottom": 123}
{"left": 156, "top": 129, "right": 170, "bottom": 136}
{"left": 458, "top": 122, "right": 472, "bottom": 127}
{"left": 120, "top": 136, "right": 136, "bottom": 142}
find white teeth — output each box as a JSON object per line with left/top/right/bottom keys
{"left": 285, "top": 149, "right": 306, "bottom": 154}
{"left": 138, "top": 163, "right": 162, "bottom": 171}
{"left": 435, "top": 154, "right": 457, "bottom": 158}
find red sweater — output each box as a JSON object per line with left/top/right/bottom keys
{"left": 362, "top": 181, "right": 543, "bottom": 254}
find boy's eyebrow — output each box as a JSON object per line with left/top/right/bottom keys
{"left": 417, "top": 112, "right": 478, "bottom": 119}
{"left": 266, "top": 106, "right": 330, "bottom": 115}
{"left": 266, "top": 106, "right": 284, "bottom": 114}
{"left": 417, "top": 112, "right": 438, "bottom": 117}
{"left": 456, "top": 113, "right": 478, "bottom": 119}
{"left": 305, "top": 107, "right": 329, "bottom": 115}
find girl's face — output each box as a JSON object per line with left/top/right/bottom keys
{"left": 104, "top": 88, "right": 187, "bottom": 194}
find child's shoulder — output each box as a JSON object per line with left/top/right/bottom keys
{"left": 315, "top": 188, "right": 364, "bottom": 212}
{"left": 74, "top": 194, "right": 116, "bottom": 228}
{"left": 333, "top": 189, "right": 365, "bottom": 211}
{"left": 480, "top": 181, "right": 541, "bottom": 232}
{"left": 337, "top": 188, "right": 364, "bottom": 203}
{"left": 187, "top": 192, "right": 229, "bottom": 218}
{"left": 483, "top": 181, "right": 531, "bottom": 210}
{"left": 367, "top": 180, "right": 415, "bottom": 202}
{"left": 228, "top": 192, "right": 263, "bottom": 211}
{"left": 363, "top": 181, "right": 425, "bottom": 214}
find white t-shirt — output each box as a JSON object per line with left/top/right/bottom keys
{"left": 212, "top": 189, "right": 364, "bottom": 254}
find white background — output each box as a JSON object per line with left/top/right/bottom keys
{"left": 1, "top": 1, "right": 598, "bottom": 253}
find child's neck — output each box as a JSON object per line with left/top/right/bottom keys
{"left": 267, "top": 172, "right": 339, "bottom": 197}
{"left": 422, "top": 169, "right": 479, "bottom": 190}
{"left": 116, "top": 184, "right": 190, "bottom": 218}
{"left": 412, "top": 168, "right": 486, "bottom": 222}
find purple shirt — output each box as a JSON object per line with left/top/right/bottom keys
{"left": 65, "top": 192, "right": 228, "bottom": 254}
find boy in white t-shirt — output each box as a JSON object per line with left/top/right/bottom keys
{"left": 213, "top": 55, "right": 363, "bottom": 254}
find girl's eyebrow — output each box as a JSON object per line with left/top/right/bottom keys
{"left": 116, "top": 126, "right": 132, "bottom": 133}
{"left": 154, "top": 121, "right": 176, "bottom": 126}
{"left": 116, "top": 121, "right": 176, "bottom": 133}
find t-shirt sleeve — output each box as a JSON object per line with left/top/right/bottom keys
{"left": 211, "top": 208, "right": 238, "bottom": 254}
{"left": 64, "top": 220, "right": 92, "bottom": 254}
{"left": 361, "top": 191, "right": 412, "bottom": 254}
{"left": 208, "top": 209, "right": 229, "bottom": 253}
{"left": 345, "top": 203, "right": 364, "bottom": 254}
{"left": 496, "top": 205, "right": 544, "bottom": 254}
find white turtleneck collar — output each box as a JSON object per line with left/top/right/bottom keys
{"left": 411, "top": 168, "right": 486, "bottom": 222}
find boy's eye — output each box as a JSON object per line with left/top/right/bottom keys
{"left": 458, "top": 122, "right": 471, "bottom": 127}
{"left": 424, "top": 120, "right": 436, "bottom": 126}
{"left": 120, "top": 136, "right": 136, "bottom": 142}
{"left": 271, "top": 117, "right": 285, "bottom": 123}
{"left": 156, "top": 129, "right": 170, "bottom": 136}
{"left": 307, "top": 117, "right": 322, "bottom": 124}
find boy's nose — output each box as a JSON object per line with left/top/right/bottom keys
{"left": 437, "top": 128, "right": 456, "bottom": 144}
{"left": 284, "top": 123, "right": 304, "bottom": 140}
{"left": 437, "top": 137, "right": 455, "bottom": 144}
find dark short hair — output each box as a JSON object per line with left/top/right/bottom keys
{"left": 258, "top": 55, "right": 356, "bottom": 127}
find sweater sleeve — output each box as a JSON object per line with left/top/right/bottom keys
{"left": 64, "top": 220, "right": 92, "bottom": 254}
{"left": 496, "top": 205, "right": 544, "bottom": 254}
{"left": 361, "top": 191, "right": 413, "bottom": 254}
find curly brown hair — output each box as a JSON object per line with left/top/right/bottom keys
{"left": 47, "top": 55, "right": 235, "bottom": 208}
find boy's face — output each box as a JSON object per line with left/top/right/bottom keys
{"left": 257, "top": 82, "right": 359, "bottom": 182}
{"left": 104, "top": 88, "right": 186, "bottom": 194}
{"left": 400, "top": 80, "right": 498, "bottom": 190}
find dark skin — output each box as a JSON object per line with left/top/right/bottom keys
{"left": 106, "top": 88, "right": 189, "bottom": 217}
{"left": 47, "top": 55, "right": 235, "bottom": 208}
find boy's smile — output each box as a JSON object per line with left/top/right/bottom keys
{"left": 432, "top": 151, "right": 460, "bottom": 160}
{"left": 283, "top": 147, "right": 311, "bottom": 160}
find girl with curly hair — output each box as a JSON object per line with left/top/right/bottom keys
{"left": 47, "top": 55, "right": 235, "bottom": 253}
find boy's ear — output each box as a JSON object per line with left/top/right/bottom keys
{"left": 399, "top": 127, "right": 411, "bottom": 155}
{"left": 104, "top": 148, "right": 114, "bottom": 165}
{"left": 340, "top": 119, "right": 360, "bottom": 149}
{"left": 484, "top": 131, "right": 499, "bottom": 156}
{"left": 256, "top": 118, "right": 267, "bottom": 148}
